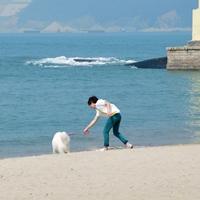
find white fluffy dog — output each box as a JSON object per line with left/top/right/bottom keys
{"left": 52, "top": 132, "right": 70, "bottom": 154}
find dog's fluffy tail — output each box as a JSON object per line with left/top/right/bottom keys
{"left": 60, "top": 132, "right": 70, "bottom": 144}
{"left": 59, "top": 132, "right": 70, "bottom": 153}
{"left": 60, "top": 131, "right": 70, "bottom": 144}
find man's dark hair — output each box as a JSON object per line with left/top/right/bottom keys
{"left": 88, "top": 96, "right": 98, "bottom": 105}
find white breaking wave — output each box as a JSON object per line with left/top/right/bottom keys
{"left": 25, "top": 56, "right": 136, "bottom": 68}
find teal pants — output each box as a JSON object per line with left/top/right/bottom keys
{"left": 103, "top": 113, "right": 128, "bottom": 147}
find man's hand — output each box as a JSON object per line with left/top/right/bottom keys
{"left": 84, "top": 128, "right": 89, "bottom": 134}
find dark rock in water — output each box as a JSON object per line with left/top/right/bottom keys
{"left": 74, "top": 58, "right": 96, "bottom": 62}
{"left": 126, "top": 57, "right": 167, "bottom": 69}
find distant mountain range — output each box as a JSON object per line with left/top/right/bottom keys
{"left": 0, "top": 0, "right": 198, "bottom": 33}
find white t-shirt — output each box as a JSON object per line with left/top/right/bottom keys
{"left": 95, "top": 99, "right": 120, "bottom": 117}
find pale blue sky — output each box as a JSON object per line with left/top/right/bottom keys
{"left": 19, "top": 0, "right": 197, "bottom": 27}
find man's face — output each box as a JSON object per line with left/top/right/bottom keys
{"left": 90, "top": 102, "right": 96, "bottom": 109}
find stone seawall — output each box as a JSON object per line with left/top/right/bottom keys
{"left": 166, "top": 45, "right": 200, "bottom": 70}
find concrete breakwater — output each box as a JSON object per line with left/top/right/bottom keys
{"left": 167, "top": 43, "right": 200, "bottom": 70}
{"left": 166, "top": 1, "right": 200, "bottom": 70}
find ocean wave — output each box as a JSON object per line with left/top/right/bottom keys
{"left": 25, "top": 56, "right": 136, "bottom": 67}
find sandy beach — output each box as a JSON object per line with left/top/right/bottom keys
{"left": 0, "top": 144, "right": 200, "bottom": 200}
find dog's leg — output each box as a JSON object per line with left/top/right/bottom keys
{"left": 53, "top": 150, "right": 56, "bottom": 154}
{"left": 53, "top": 147, "right": 58, "bottom": 154}
{"left": 58, "top": 147, "right": 66, "bottom": 154}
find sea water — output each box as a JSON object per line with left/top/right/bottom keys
{"left": 1, "top": 32, "right": 200, "bottom": 158}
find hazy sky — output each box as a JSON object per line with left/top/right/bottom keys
{"left": 19, "top": 0, "right": 197, "bottom": 22}
{"left": 0, "top": 0, "right": 198, "bottom": 32}
{"left": 1, "top": 0, "right": 198, "bottom": 21}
